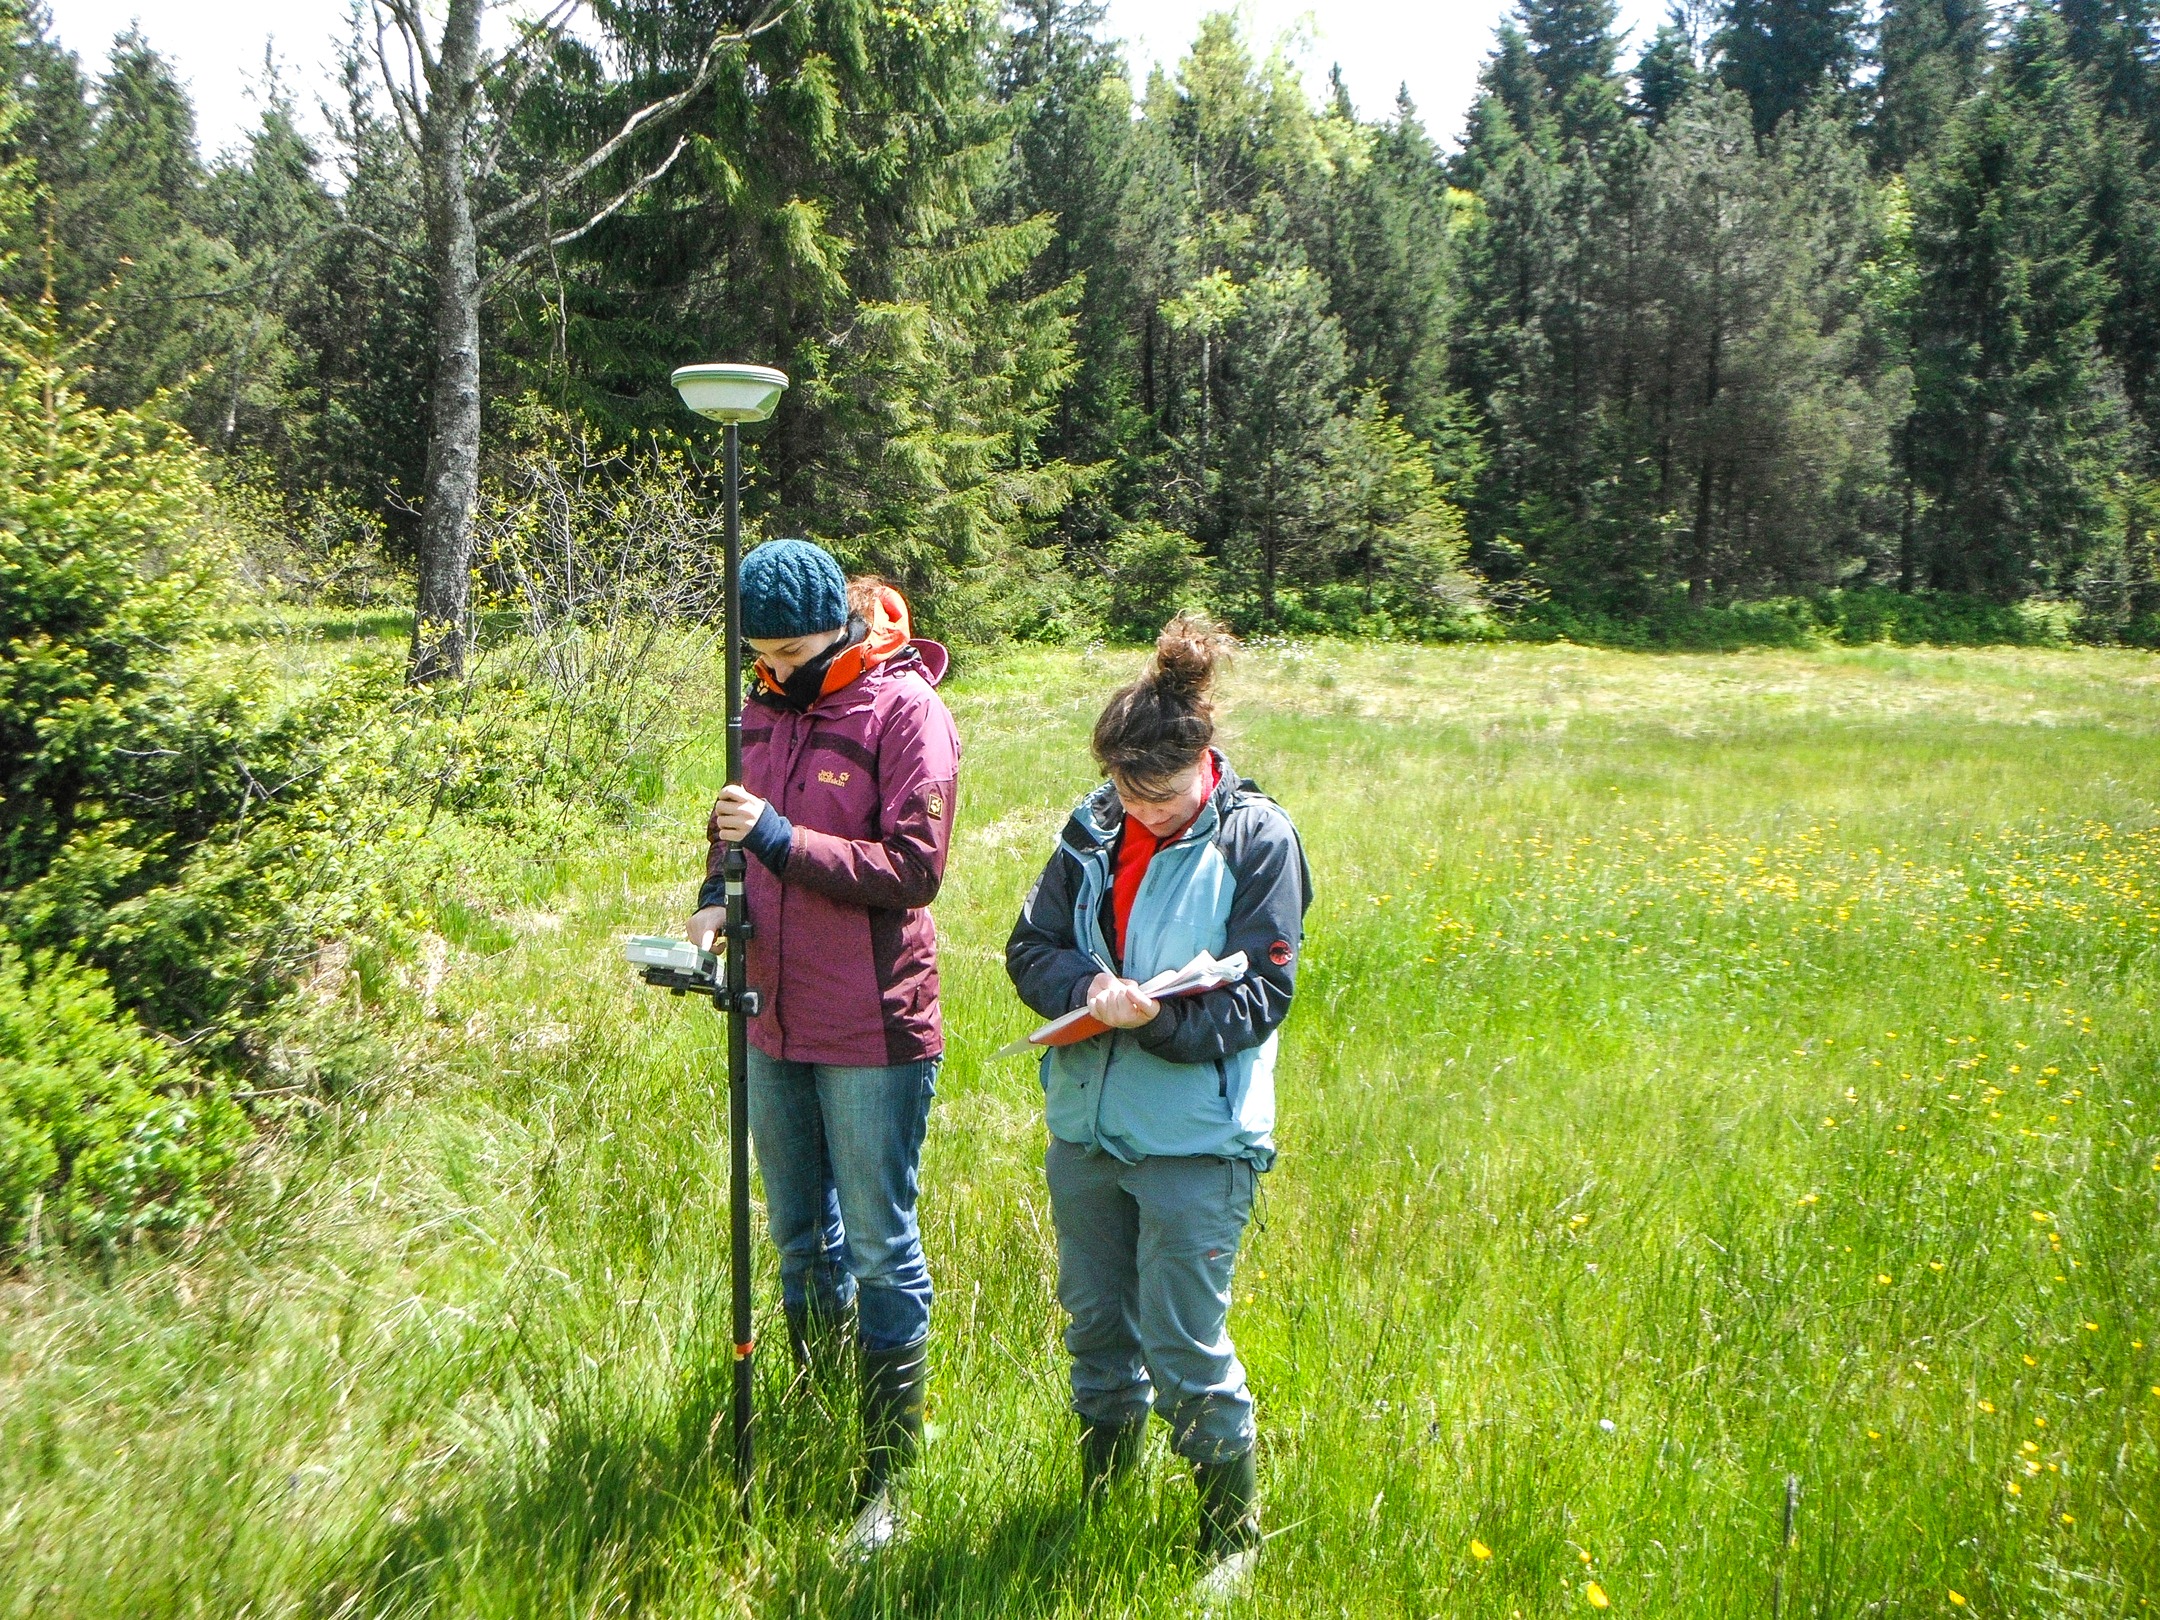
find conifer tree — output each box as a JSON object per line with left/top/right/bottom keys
{"left": 1520, "top": 0, "right": 1627, "bottom": 148}
{"left": 1714, "top": 0, "right": 1866, "bottom": 137}
{"left": 2055, "top": 0, "right": 2160, "bottom": 145}
{"left": 1909, "top": 7, "right": 2126, "bottom": 595}
{"left": 1522, "top": 0, "right": 1622, "bottom": 92}
{"left": 1635, "top": 20, "right": 1702, "bottom": 128}
{"left": 1871, "top": 0, "right": 1988, "bottom": 169}
{"left": 997, "top": 0, "right": 1141, "bottom": 544}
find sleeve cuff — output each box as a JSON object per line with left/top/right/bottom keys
{"left": 740, "top": 801, "right": 794, "bottom": 875}
{"left": 696, "top": 870, "right": 728, "bottom": 912}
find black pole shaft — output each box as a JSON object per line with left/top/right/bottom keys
{"left": 722, "top": 420, "right": 755, "bottom": 1516}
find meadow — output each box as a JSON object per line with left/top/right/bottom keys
{"left": 4, "top": 637, "right": 2160, "bottom": 1618}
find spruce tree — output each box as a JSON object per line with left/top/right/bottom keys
{"left": 1519, "top": 0, "right": 1627, "bottom": 148}
{"left": 1211, "top": 259, "right": 1352, "bottom": 624}
{"left": 1871, "top": 0, "right": 1987, "bottom": 170}
{"left": 1635, "top": 21, "right": 1702, "bottom": 128}
{"left": 997, "top": 0, "right": 1142, "bottom": 545}
{"left": 1522, "top": 0, "right": 1622, "bottom": 91}
{"left": 1909, "top": 7, "right": 2126, "bottom": 596}
{"left": 527, "top": 0, "right": 1082, "bottom": 637}
{"left": 2055, "top": 0, "right": 2160, "bottom": 146}
{"left": 1714, "top": 0, "right": 1866, "bottom": 137}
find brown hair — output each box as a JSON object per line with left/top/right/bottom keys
{"left": 846, "top": 574, "right": 893, "bottom": 620}
{"left": 1091, "top": 613, "right": 1232, "bottom": 797}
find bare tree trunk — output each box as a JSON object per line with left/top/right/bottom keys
{"left": 409, "top": 0, "right": 486, "bottom": 686}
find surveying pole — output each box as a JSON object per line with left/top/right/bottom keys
{"left": 636, "top": 361, "right": 788, "bottom": 1517}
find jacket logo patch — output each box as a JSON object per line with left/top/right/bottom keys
{"left": 1268, "top": 939, "right": 1293, "bottom": 967}
{"left": 818, "top": 769, "right": 851, "bottom": 787}
{"left": 927, "top": 792, "right": 945, "bottom": 819}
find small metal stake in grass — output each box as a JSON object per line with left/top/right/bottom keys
{"left": 623, "top": 361, "right": 789, "bottom": 1520}
{"left": 1771, "top": 1472, "right": 1801, "bottom": 1619}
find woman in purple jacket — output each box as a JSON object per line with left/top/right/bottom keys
{"left": 686, "top": 538, "right": 959, "bottom": 1550}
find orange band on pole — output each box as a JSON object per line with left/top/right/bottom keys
{"left": 734, "top": 1340, "right": 755, "bottom": 1359}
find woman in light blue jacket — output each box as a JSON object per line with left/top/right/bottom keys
{"left": 1005, "top": 616, "right": 1312, "bottom": 1596}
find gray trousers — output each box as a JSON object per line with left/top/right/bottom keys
{"left": 1044, "top": 1135, "right": 1258, "bottom": 1464}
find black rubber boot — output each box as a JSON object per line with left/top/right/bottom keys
{"left": 843, "top": 1335, "right": 928, "bottom": 1554}
{"left": 1194, "top": 1446, "right": 1261, "bottom": 1560}
{"left": 1080, "top": 1415, "right": 1146, "bottom": 1497}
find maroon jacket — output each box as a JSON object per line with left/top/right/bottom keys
{"left": 705, "top": 641, "right": 959, "bottom": 1065}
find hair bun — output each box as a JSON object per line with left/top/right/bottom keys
{"left": 1150, "top": 612, "right": 1229, "bottom": 701}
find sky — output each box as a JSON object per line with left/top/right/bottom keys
{"left": 43, "top": 0, "right": 1673, "bottom": 162}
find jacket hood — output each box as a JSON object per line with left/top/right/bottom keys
{"left": 752, "top": 580, "right": 948, "bottom": 711}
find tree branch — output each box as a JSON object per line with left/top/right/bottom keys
{"left": 474, "top": 0, "right": 589, "bottom": 184}
{"left": 475, "top": 0, "right": 791, "bottom": 237}
{"left": 369, "top": 1, "right": 427, "bottom": 154}
{"left": 482, "top": 133, "right": 691, "bottom": 289}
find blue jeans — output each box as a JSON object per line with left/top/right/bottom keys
{"left": 1045, "top": 1136, "right": 1258, "bottom": 1464}
{"left": 745, "top": 1047, "right": 936, "bottom": 1353}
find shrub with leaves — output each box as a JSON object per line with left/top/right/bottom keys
{"left": 0, "top": 293, "right": 340, "bottom": 1053}
{"left": 0, "top": 946, "right": 245, "bottom": 1251}
{"left": 1101, "top": 522, "right": 1215, "bottom": 642}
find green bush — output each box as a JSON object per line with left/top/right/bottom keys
{"left": 0, "top": 300, "right": 351, "bottom": 1056}
{"left": 1506, "top": 588, "right": 2076, "bottom": 650}
{"left": 1101, "top": 522, "right": 1215, "bottom": 641}
{"left": 0, "top": 947, "right": 244, "bottom": 1250}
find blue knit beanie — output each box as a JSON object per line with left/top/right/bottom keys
{"left": 740, "top": 538, "right": 847, "bottom": 640}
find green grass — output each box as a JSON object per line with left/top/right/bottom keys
{"left": 6, "top": 640, "right": 2160, "bottom": 1618}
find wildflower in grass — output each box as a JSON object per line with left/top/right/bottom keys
{"left": 1979, "top": 1400, "right": 1996, "bottom": 1413}
{"left": 2025, "top": 1355, "right": 2038, "bottom": 1366}
{"left": 1931, "top": 1260, "right": 1945, "bottom": 1271}
{"left": 2035, "top": 1417, "right": 2047, "bottom": 1428}
{"left": 2006, "top": 1479, "right": 2022, "bottom": 1495}
{"left": 2085, "top": 1321, "right": 2099, "bottom": 1332}
{"left": 1879, "top": 1273, "right": 1894, "bottom": 1285}
{"left": 2023, "top": 1441, "right": 2040, "bottom": 1453}
{"left": 1586, "top": 1581, "right": 1610, "bottom": 1608}
{"left": 1949, "top": 1592, "right": 1967, "bottom": 1607}
{"left": 1799, "top": 1193, "right": 1818, "bottom": 1205}
{"left": 2061, "top": 1513, "right": 2075, "bottom": 1526}
{"left": 1471, "top": 1539, "right": 1492, "bottom": 1560}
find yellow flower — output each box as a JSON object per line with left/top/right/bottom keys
{"left": 1930, "top": 1260, "right": 1946, "bottom": 1272}
{"left": 1879, "top": 1273, "right": 1894, "bottom": 1286}
{"left": 1978, "top": 1401, "right": 1996, "bottom": 1414}
{"left": 1867, "top": 1429, "right": 1881, "bottom": 1440}
{"left": 1586, "top": 1582, "right": 1610, "bottom": 1609}
{"left": 2085, "top": 1321, "right": 2100, "bottom": 1332}
{"left": 2024, "top": 1355, "right": 2038, "bottom": 1366}
{"left": 1798, "top": 1193, "right": 1818, "bottom": 1206}
{"left": 2060, "top": 1513, "right": 2075, "bottom": 1526}
{"left": 2034, "top": 1417, "right": 2047, "bottom": 1428}
{"left": 1471, "top": 1539, "right": 1492, "bottom": 1561}
{"left": 1949, "top": 1593, "right": 1966, "bottom": 1608}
